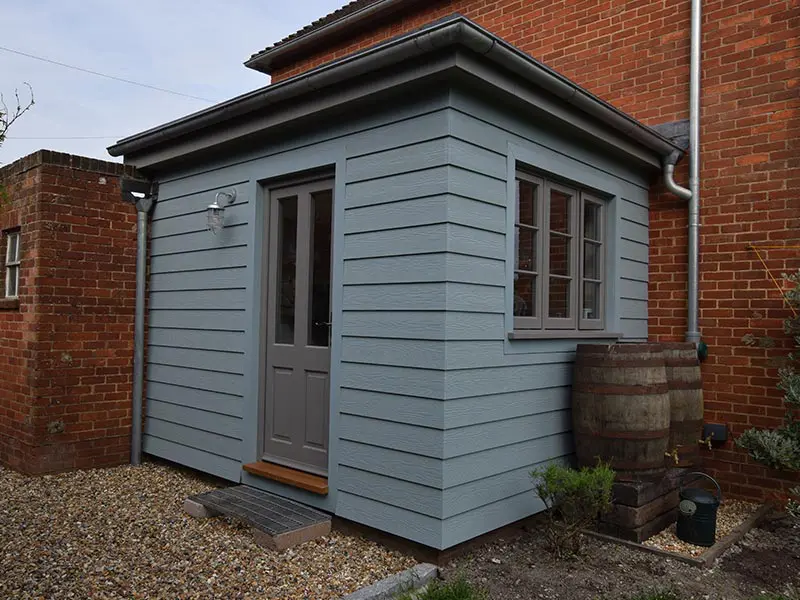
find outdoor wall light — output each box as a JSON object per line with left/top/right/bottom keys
{"left": 207, "top": 189, "right": 237, "bottom": 235}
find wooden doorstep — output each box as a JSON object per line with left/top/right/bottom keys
{"left": 243, "top": 461, "right": 329, "bottom": 495}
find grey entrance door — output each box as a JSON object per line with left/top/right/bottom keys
{"left": 264, "top": 180, "right": 333, "bottom": 475}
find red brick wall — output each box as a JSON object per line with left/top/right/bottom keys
{"left": 271, "top": 0, "right": 800, "bottom": 500}
{"left": 0, "top": 151, "right": 138, "bottom": 474}
{"left": 0, "top": 158, "right": 38, "bottom": 471}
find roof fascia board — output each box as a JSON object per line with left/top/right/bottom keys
{"left": 451, "top": 52, "right": 662, "bottom": 169}
{"left": 121, "top": 55, "right": 459, "bottom": 170}
{"left": 109, "top": 17, "right": 472, "bottom": 158}
{"left": 109, "top": 17, "right": 681, "bottom": 168}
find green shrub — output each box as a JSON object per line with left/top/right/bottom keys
{"left": 530, "top": 461, "right": 615, "bottom": 556}
{"left": 736, "top": 428, "right": 800, "bottom": 471}
{"left": 396, "top": 575, "right": 488, "bottom": 600}
{"left": 737, "top": 270, "right": 800, "bottom": 522}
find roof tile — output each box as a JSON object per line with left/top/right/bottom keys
{"left": 250, "top": 0, "right": 383, "bottom": 60}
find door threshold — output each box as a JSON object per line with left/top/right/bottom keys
{"left": 243, "top": 461, "right": 329, "bottom": 495}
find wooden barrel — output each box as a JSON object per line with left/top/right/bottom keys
{"left": 662, "top": 342, "right": 704, "bottom": 467}
{"left": 572, "top": 343, "right": 671, "bottom": 481}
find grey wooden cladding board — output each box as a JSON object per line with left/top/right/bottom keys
{"left": 190, "top": 485, "right": 330, "bottom": 536}
{"left": 343, "top": 195, "right": 506, "bottom": 235}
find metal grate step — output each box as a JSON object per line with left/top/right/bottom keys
{"left": 188, "top": 485, "right": 331, "bottom": 549}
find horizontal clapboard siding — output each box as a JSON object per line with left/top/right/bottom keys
{"left": 338, "top": 121, "right": 459, "bottom": 547}
{"left": 139, "top": 81, "right": 656, "bottom": 550}
{"left": 142, "top": 171, "right": 250, "bottom": 481}
{"left": 617, "top": 197, "right": 650, "bottom": 341}
{"left": 141, "top": 97, "right": 457, "bottom": 512}
{"left": 336, "top": 492, "right": 443, "bottom": 548}
{"left": 337, "top": 115, "right": 652, "bottom": 547}
{"left": 435, "top": 93, "right": 653, "bottom": 547}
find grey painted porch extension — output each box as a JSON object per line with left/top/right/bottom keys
{"left": 116, "top": 17, "right": 669, "bottom": 551}
{"left": 142, "top": 90, "right": 651, "bottom": 549}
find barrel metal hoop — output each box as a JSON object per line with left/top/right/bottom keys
{"left": 664, "top": 360, "right": 700, "bottom": 367}
{"left": 573, "top": 384, "right": 670, "bottom": 395}
{"left": 575, "top": 428, "right": 671, "bottom": 440}
{"left": 666, "top": 381, "right": 703, "bottom": 390}
{"left": 575, "top": 358, "right": 667, "bottom": 367}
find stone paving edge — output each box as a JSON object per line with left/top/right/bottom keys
{"left": 340, "top": 563, "right": 439, "bottom": 600}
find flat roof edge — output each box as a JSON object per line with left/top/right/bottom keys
{"left": 109, "top": 16, "right": 682, "bottom": 163}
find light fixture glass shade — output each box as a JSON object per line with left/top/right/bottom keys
{"left": 207, "top": 201, "right": 224, "bottom": 235}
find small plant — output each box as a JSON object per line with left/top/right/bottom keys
{"left": 396, "top": 574, "right": 488, "bottom": 600}
{"left": 747, "top": 585, "right": 800, "bottom": 600}
{"left": 530, "top": 461, "right": 615, "bottom": 557}
{"left": 788, "top": 486, "right": 799, "bottom": 525}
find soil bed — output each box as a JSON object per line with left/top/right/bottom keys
{"left": 0, "top": 460, "right": 415, "bottom": 600}
{"left": 444, "top": 513, "right": 799, "bottom": 600}
{"left": 644, "top": 499, "right": 760, "bottom": 557}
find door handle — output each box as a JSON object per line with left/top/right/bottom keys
{"left": 313, "top": 321, "right": 332, "bottom": 327}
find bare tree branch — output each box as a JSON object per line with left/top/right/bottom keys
{"left": 0, "top": 82, "right": 35, "bottom": 145}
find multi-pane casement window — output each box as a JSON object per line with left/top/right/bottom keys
{"left": 513, "top": 171, "right": 605, "bottom": 331}
{"left": 4, "top": 231, "right": 21, "bottom": 299}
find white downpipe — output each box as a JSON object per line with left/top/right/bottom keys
{"left": 662, "top": 0, "right": 702, "bottom": 344}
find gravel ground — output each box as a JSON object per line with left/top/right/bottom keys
{"left": 0, "top": 461, "right": 415, "bottom": 600}
{"left": 644, "top": 499, "right": 760, "bottom": 557}
{"left": 445, "top": 513, "right": 799, "bottom": 600}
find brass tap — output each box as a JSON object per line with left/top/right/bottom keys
{"left": 665, "top": 448, "right": 680, "bottom": 465}
{"left": 698, "top": 432, "right": 714, "bottom": 450}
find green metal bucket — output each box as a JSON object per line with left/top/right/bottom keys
{"left": 676, "top": 471, "right": 722, "bottom": 547}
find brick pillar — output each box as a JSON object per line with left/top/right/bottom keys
{"left": 0, "top": 150, "right": 139, "bottom": 473}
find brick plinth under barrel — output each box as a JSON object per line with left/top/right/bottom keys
{"left": 599, "top": 468, "right": 688, "bottom": 543}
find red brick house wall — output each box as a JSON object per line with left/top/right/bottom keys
{"left": 0, "top": 150, "right": 138, "bottom": 474}
{"left": 268, "top": 0, "right": 800, "bottom": 500}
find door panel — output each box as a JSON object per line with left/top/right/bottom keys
{"left": 304, "top": 371, "right": 329, "bottom": 449}
{"left": 270, "top": 368, "right": 294, "bottom": 443}
{"left": 264, "top": 180, "right": 333, "bottom": 475}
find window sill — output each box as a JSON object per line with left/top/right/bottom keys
{"left": 508, "top": 330, "right": 622, "bottom": 340}
{"left": 0, "top": 298, "right": 20, "bottom": 311}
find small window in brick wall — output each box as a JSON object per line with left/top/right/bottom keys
{"left": 4, "top": 230, "right": 21, "bottom": 299}
{"left": 514, "top": 171, "right": 605, "bottom": 332}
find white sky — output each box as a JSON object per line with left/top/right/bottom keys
{"left": 0, "top": 0, "right": 347, "bottom": 164}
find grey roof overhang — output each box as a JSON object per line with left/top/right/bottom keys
{"left": 108, "top": 16, "right": 683, "bottom": 171}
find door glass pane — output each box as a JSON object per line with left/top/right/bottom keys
{"left": 583, "top": 281, "right": 601, "bottom": 320}
{"left": 549, "top": 189, "right": 571, "bottom": 234}
{"left": 514, "top": 273, "right": 536, "bottom": 317}
{"left": 275, "top": 196, "right": 297, "bottom": 344}
{"left": 549, "top": 233, "right": 571, "bottom": 276}
{"left": 549, "top": 277, "right": 571, "bottom": 319}
{"left": 516, "top": 226, "right": 537, "bottom": 272}
{"left": 308, "top": 190, "right": 333, "bottom": 347}
{"left": 517, "top": 179, "right": 538, "bottom": 226}
{"left": 584, "top": 241, "right": 601, "bottom": 280}
{"left": 584, "top": 201, "right": 601, "bottom": 241}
